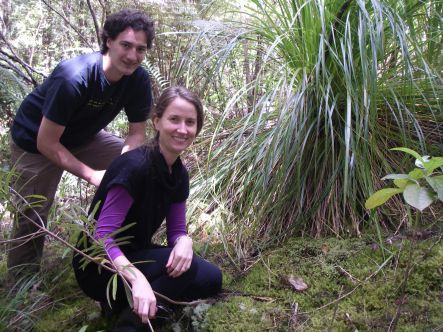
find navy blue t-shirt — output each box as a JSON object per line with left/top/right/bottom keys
{"left": 11, "top": 52, "right": 152, "bottom": 153}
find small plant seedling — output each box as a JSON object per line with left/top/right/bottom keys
{"left": 365, "top": 147, "right": 443, "bottom": 212}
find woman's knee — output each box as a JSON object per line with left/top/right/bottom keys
{"left": 193, "top": 257, "right": 222, "bottom": 296}
{"left": 207, "top": 264, "right": 223, "bottom": 294}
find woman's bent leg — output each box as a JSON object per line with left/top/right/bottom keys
{"left": 181, "top": 255, "right": 222, "bottom": 300}
{"left": 128, "top": 247, "right": 222, "bottom": 301}
{"left": 73, "top": 246, "right": 222, "bottom": 330}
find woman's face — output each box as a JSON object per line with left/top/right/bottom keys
{"left": 154, "top": 97, "right": 198, "bottom": 158}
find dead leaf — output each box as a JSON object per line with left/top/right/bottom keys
{"left": 285, "top": 275, "right": 309, "bottom": 292}
{"left": 320, "top": 244, "right": 329, "bottom": 254}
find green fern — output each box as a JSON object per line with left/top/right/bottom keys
{"left": 142, "top": 59, "right": 169, "bottom": 93}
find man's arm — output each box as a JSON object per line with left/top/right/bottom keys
{"left": 36, "top": 117, "right": 104, "bottom": 186}
{"left": 121, "top": 121, "right": 146, "bottom": 154}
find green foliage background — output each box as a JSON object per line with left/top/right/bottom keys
{"left": 1, "top": 0, "right": 442, "bottom": 255}
{"left": 0, "top": 0, "right": 442, "bottom": 329}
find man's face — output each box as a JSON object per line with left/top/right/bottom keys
{"left": 105, "top": 27, "right": 148, "bottom": 81}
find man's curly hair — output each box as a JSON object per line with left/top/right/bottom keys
{"left": 100, "top": 9, "right": 154, "bottom": 54}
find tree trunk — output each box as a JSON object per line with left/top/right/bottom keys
{"left": 0, "top": 0, "right": 11, "bottom": 35}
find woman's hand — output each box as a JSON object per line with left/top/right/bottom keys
{"left": 113, "top": 255, "right": 157, "bottom": 323}
{"left": 131, "top": 273, "right": 157, "bottom": 323}
{"left": 166, "top": 236, "right": 193, "bottom": 278}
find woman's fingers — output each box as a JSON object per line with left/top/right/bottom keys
{"left": 149, "top": 301, "right": 157, "bottom": 319}
{"left": 166, "top": 248, "right": 192, "bottom": 278}
{"left": 133, "top": 297, "right": 140, "bottom": 315}
{"left": 133, "top": 294, "right": 157, "bottom": 322}
{"left": 168, "top": 236, "right": 193, "bottom": 277}
{"left": 140, "top": 301, "right": 149, "bottom": 323}
{"left": 134, "top": 299, "right": 156, "bottom": 322}
{"left": 166, "top": 249, "right": 174, "bottom": 268}
{"left": 167, "top": 258, "right": 191, "bottom": 277}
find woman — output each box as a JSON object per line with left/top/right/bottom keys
{"left": 72, "top": 86, "right": 222, "bottom": 329}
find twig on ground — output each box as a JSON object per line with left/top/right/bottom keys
{"left": 304, "top": 252, "right": 395, "bottom": 314}
{"left": 388, "top": 243, "right": 414, "bottom": 332}
{"left": 217, "top": 289, "right": 275, "bottom": 303}
{"left": 329, "top": 285, "right": 344, "bottom": 328}
{"left": 336, "top": 265, "right": 362, "bottom": 284}
{"left": 288, "top": 301, "right": 299, "bottom": 330}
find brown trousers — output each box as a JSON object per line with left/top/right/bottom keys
{"left": 7, "top": 130, "right": 123, "bottom": 275}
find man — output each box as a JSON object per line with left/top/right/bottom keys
{"left": 7, "top": 9, "right": 155, "bottom": 277}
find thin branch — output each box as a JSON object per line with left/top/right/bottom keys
{"left": 0, "top": 33, "right": 47, "bottom": 77}
{"left": 6, "top": 187, "right": 206, "bottom": 308}
{"left": 0, "top": 48, "right": 46, "bottom": 79}
{"left": 1, "top": 230, "right": 46, "bottom": 245}
{"left": 0, "top": 32, "right": 45, "bottom": 85}
{"left": 336, "top": 265, "right": 362, "bottom": 284}
{"left": 86, "top": 0, "right": 101, "bottom": 48}
{"left": 96, "top": 0, "right": 105, "bottom": 10}
{"left": 0, "top": 58, "right": 36, "bottom": 86}
{"left": 288, "top": 301, "right": 299, "bottom": 330}
{"left": 39, "top": 0, "right": 95, "bottom": 50}
{"left": 8, "top": 187, "right": 113, "bottom": 272}
{"left": 304, "top": 252, "right": 396, "bottom": 314}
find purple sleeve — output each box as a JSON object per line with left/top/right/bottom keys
{"left": 94, "top": 185, "right": 134, "bottom": 260}
{"left": 166, "top": 201, "right": 187, "bottom": 246}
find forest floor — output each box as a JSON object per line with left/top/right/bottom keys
{"left": 0, "top": 222, "right": 442, "bottom": 331}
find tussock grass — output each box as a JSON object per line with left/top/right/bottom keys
{"left": 182, "top": 0, "right": 442, "bottom": 259}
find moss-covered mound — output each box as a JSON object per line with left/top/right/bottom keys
{"left": 203, "top": 236, "right": 442, "bottom": 331}
{"left": 1, "top": 234, "right": 441, "bottom": 331}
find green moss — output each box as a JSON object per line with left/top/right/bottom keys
{"left": 218, "top": 235, "right": 442, "bottom": 331}
{"left": 2, "top": 233, "right": 441, "bottom": 331}
{"left": 36, "top": 299, "right": 88, "bottom": 331}
{"left": 205, "top": 296, "right": 287, "bottom": 331}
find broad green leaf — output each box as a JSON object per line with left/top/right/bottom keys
{"left": 381, "top": 174, "right": 409, "bottom": 180}
{"left": 394, "top": 179, "right": 409, "bottom": 189}
{"left": 423, "top": 157, "right": 443, "bottom": 174}
{"left": 78, "top": 326, "right": 88, "bottom": 332}
{"left": 365, "top": 188, "right": 403, "bottom": 209}
{"left": 391, "top": 147, "right": 424, "bottom": 163}
{"left": 415, "top": 155, "right": 430, "bottom": 169}
{"left": 408, "top": 168, "right": 424, "bottom": 180}
{"left": 403, "top": 183, "right": 434, "bottom": 211}
{"left": 426, "top": 175, "right": 443, "bottom": 201}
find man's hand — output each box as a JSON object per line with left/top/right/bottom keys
{"left": 122, "top": 121, "right": 146, "bottom": 154}
{"left": 89, "top": 170, "right": 106, "bottom": 187}
{"left": 166, "top": 236, "right": 193, "bottom": 278}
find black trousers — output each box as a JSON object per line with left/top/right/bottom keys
{"left": 72, "top": 245, "right": 222, "bottom": 311}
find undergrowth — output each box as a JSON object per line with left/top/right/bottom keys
{"left": 0, "top": 229, "right": 441, "bottom": 331}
